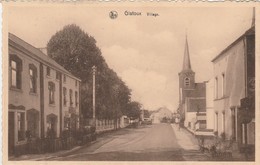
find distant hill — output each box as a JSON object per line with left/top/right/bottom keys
{"left": 150, "top": 107, "right": 173, "bottom": 123}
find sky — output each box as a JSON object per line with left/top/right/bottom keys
{"left": 6, "top": 5, "right": 253, "bottom": 111}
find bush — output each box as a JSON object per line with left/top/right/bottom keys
{"left": 90, "top": 126, "right": 96, "bottom": 134}
{"left": 46, "top": 129, "right": 56, "bottom": 139}
{"left": 83, "top": 126, "right": 91, "bottom": 135}
{"left": 61, "top": 130, "right": 70, "bottom": 139}
{"left": 220, "top": 132, "right": 226, "bottom": 140}
{"left": 14, "top": 143, "right": 27, "bottom": 157}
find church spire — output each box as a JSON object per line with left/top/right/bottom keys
{"left": 182, "top": 35, "right": 192, "bottom": 71}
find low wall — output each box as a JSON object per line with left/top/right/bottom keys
{"left": 84, "top": 117, "right": 130, "bottom": 134}
{"left": 96, "top": 119, "right": 116, "bottom": 134}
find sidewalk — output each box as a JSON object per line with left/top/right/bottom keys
{"left": 170, "top": 124, "right": 255, "bottom": 161}
{"left": 9, "top": 128, "right": 127, "bottom": 161}
{"left": 170, "top": 124, "right": 199, "bottom": 150}
{"left": 9, "top": 143, "right": 93, "bottom": 161}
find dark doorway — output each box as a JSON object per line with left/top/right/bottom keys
{"left": 8, "top": 112, "right": 15, "bottom": 156}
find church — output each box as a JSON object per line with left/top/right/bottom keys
{"left": 178, "top": 36, "right": 206, "bottom": 132}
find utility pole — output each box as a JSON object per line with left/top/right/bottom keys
{"left": 92, "top": 66, "right": 97, "bottom": 127}
{"left": 113, "top": 84, "right": 119, "bottom": 130}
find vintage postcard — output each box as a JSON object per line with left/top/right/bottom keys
{"left": 1, "top": 2, "right": 259, "bottom": 164}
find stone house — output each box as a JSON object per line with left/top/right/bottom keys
{"left": 8, "top": 33, "right": 81, "bottom": 155}
{"left": 211, "top": 25, "right": 255, "bottom": 151}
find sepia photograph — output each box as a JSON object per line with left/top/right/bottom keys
{"left": 2, "top": 3, "right": 257, "bottom": 163}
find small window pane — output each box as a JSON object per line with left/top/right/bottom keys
{"left": 12, "top": 70, "right": 17, "bottom": 87}
{"left": 11, "top": 61, "right": 17, "bottom": 69}
{"left": 30, "top": 78, "right": 33, "bottom": 89}
{"left": 17, "top": 112, "right": 25, "bottom": 141}
{"left": 29, "top": 69, "right": 33, "bottom": 76}
{"left": 49, "top": 82, "right": 55, "bottom": 104}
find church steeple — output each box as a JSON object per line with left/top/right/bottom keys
{"left": 179, "top": 35, "right": 195, "bottom": 90}
{"left": 182, "top": 35, "right": 192, "bottom": 71}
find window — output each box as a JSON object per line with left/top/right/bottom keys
{"left": 29, "top": 64, "right": 37, "bottom": 93}
{"left": 231, "top": 108, "right": 237, "bottom": 140}
{"left": 64, "top": 117, "right": 70, "bottom": 129}
{"left": 215, "top": 77, "right": 218, "bottom": 99}
{"left": 10, "top": 55, "right": 22, "bottom": 89}
{"left": 215, "top": 113, "right": 218, "bottom": 134}
{"left": 75, "top": 91, "right": 78, "bottom": 107}
{"left": 75, "top": 80, "right": 77, "bottom": 87}
{"left": 11, "top": 61, "right": 17, "bottom": 87}
{"left": 222, "top": 112, "right": 225, "bottom": 134}
{"left": 63, "top": 87, "right": 67, "bottom": 106}
{"left": 17, "top": 112, "right": 25, "bottom": 141}
{"left": 48, "top": 82, "right": 55, "bottom": 104}
{"left": 63, "top": 75, "right": 66, "bottom": 82}
{"left": 69, "top": 89, "right": 73, "bottom": 106}
{"left": 184, "top": 77, "right": 190, "bottom": 87}
{"left": 47, "top": 67, "right": 50, "bottom": 76}
{"left": 242, "top": 123, "right": 247, "bottom": 144}
{"left": 222, "top": 73, "right": 225, "bottom": 97}
{"left": 56, "top": 71, "right": 61, "bottom": 80}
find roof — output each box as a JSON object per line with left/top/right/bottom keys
{"left": 188, "top": 98, "right": 206, "bottom": 112}
{"left": 183, "top": 82, "right": 206, "bottom": 98}
{"left": 211, "top": 26, "right": 255, "bottom": 62}
{"left": 9, "top": 33, "right": 81, "bottom": 81}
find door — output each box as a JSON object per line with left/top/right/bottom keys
{"left": 8, "top": 112, "right": 15, "bottom": 156}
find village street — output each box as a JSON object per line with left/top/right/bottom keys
{"left": 11, "top": 123, "right": 210, "bottom": 161}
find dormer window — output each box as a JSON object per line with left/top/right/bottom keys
{"left": 184, "top": 77, "right": 190, "bottom": 87}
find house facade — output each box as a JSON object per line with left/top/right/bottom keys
{"left": 211, "top": 26, "right": 255, "bottom": 150}
{"left": 205, "top": 79, "right": 214, "bottom": 131}
{"left": 8, "top": 33, "right": 81, "bottom": 155}
{"left": 178, "top": 36, "right": 206, "bottom": 131}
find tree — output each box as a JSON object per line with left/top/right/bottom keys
{"left": 126, "top": 101, "right": 142, "bottom": 120}
{"left": 143, "top": 110, "right": 150, "bottom": 118}
{"left": 47, "top": 24, "right": 132, "bottom": 121}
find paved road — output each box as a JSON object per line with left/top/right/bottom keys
{"left": 48, "top": 123, "right": 209, "bottom": 161}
